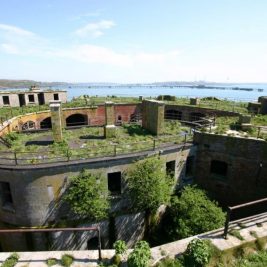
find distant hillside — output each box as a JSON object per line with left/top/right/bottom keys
{"left": 0, "top": 79, "right": 69, "bottom": 89}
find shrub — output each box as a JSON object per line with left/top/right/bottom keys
{"left": 166, "top": 186, "right": 225, "bottom": 239}
{"left": 113, "top": 240, "right": 127, "bottom": 255}
{"left": 184, "top": 239, "right": 212, "bottom": 267}
{"left": 2, "top": 252, "right": 20, "bottom": 267}
{"left": 128, "top": 241, "right": 151, "bottom": 267}
{"left": 156, "top": 257, "right": 183, "bottom": 267}
{"left": 125, "top": 157, "right": 172, "bottom": 213}
{"left": 64, "top": 169, "right": 109, "bottom": 220}
{"left": 47, "top": 258, "right": 58, "bottom": 266}
{"left": 61, "top": 254, "right": 74, "bottom": 267}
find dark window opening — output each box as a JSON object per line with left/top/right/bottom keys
{"left": 28, "top": 94, "right": 35, "bottom": 103}
{"left": 0, "top": 182, "right": 13, "bottom": 208}
{"left": 40, "top": 117, "right": 52, "bottom": 129}
{"left": 166, "top": 160, "right": 176, "bottom": 177}
{"left": 19, "top": 94, "right": 26, "bottom": 107}
{"left": 22, "top": 121, "right": 36, "bottom": 131}
{"left": 165, "top": 110, "right": 182, "bottom": 120}
{"left": 53, "top": 93, "right": 59, "bottom": 100}
{"left": 38, "top": 93, "right": 45, "bottom": 105}
{"left": 87, "top": 237, "right": 99, "bottom": 250}
{"left": 66, "top": 114, "right": 87, "bottom": 127}
{"left": 2, "top": 96, "right": 10, "bottom": 105}
{"left": 190, "top": 112, "right": 205, "bottom": 122}
{"left": 108, "top": 172, "right": 121, "bottom": 195}
{"left": 185, "top": 156, "right": 195, "bottom": 177}
{"left": 116, "top": 115, "right": 122, "bottom": 126}
{"left": 210, "top": 160, "right": 228, "bottom": 177}
{"left": 130, "top": 113, "right": 141, "bottom": 123}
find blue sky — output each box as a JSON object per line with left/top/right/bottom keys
{"left": 0, "top": 0, "right": 267, "bottom": 83}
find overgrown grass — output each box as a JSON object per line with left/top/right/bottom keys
{"left": 1, "top": 122, "right": 190, "bottom": 163}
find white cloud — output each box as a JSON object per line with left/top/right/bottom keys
{"left": 75, "top": 20, "right": 116, "bottom": 38}
{"left": 0, "top": 23, "right": 48, "bottom": 56}
{"left": 0, "top": 24, "right": 35, "bottom": 36}
{"left": 1, "top": 43, "right": 20, "bottom": 54}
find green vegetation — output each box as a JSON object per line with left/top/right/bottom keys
{"left": 234, "top": 250, "right": 267, "bottom": 267}
{"left": 127, "top": 241, "right": 151, "bottom": 267}
{"left": 64, "top": 170, "right": 109, "bottom": 220}
{"left": 125, "top": 157, "right": 172, "bottom": 213}
{"left": 156, "top": 257, "right": 184, "bottom": 267}
{"left": 229, "top": 230, "right": 245, "bottom": 241}
{"left": 113, "top": 240, "right": 127, "bottom": 265}
{"left": 113, "top": 240, "right": 127, "bottom": 255}
{"left": 165, "top": 186, "right": 225, "bottom": 240}
{"left": 212, "top": 115, "right": 267, "bottom": 141}
{"left": 165, "top": 98, "right": 248, "bottom": 114}
{"left": 2, "top": 122, "right": 190, "bottom": 164}
{"left": 1, "top": 253, "right": 19, "bottom": 267}
{"left": 183, "top": 239, "right": 213, "bottom": 267}
{"left": 60, "top": 254, "right": 74, "bottom": 267}
{"left": 46, "top": 258, "right": 58, "bottom": 266}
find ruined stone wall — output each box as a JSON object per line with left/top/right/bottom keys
{"left": 142, "top": 100, "right": 165, "bottom": 135}
{"left": 194, "top": 132, "right": 267, "bottom": 205}
{"left": 0, "top": 144, "right": 194, "bottom": 251}
{"left": 0, "top": 94, "right": 20, "bottom": 107}
{"left": 43, "top": 92, "right": 67, "bottom": 104}
{"left": 114, "top": 104, "right": 141, "bottom": 123}
{"left": 165, "top": 104, "right": 239, "bottom": 121}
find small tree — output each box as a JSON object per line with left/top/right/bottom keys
{"left": 184, "top": 238, "right": 213, "bottom": 267}
{"left": 128, "top": 241, "right": 151, "bottom": 267}
{"left": 167, "top": 186, "right": 225, "bottom": 239}
{"left": 64, "top": 169, "right": 109, "bottom": 221}
{"left": 125, "top": 157, "right": 172, "bottom": 213}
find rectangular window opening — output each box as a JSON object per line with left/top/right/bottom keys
{"left": 28, "top": 94, "right": 35, "bottom": 103}
{"left": 0, "top": 182, "right": 14, "bottom": 209}
{"left": 2, "top": 96, "right": 10, "bottom": 105}
{"left": 210, "top": 160, "right": 228, "bottom": 178}
{"left": 108, "top": 172, "right": 122, "bottom": 195}
{"left": 185, "top": 156, "right": 195, "bottom": 177}
{"left": 166, "top": 160, "right": 175, "bottom": 177}
{"left": 53, "top": 93, "right": 59, "bottom": 100}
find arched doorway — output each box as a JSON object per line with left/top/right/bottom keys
{"left": 40, "top": 117, "right": 52, "bottom": 129}
{"left": 66, "top": 114, "right": 88, "bottom": 127}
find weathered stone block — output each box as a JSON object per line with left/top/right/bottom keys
{"left": 142, "top": 99, "right": 165, "bottom": 135}
{"left": 247, "top": 102, "right": 261, "bottom": 114}
{"left": 104, "top": 125, "right": 116, "bottom": 138}
{"left": 190, "top": 98, "right": 200, "bottom": 105}
{"left": 259, "top": 96, "right": 267, "bottom": 114}
{"left": 239, "top": 114, "right": 251, "bottom": 124}
{"left": 105, "top": 101, "right": 115, "bottom": 125}
{"left": 50, "top": 100, "right": 63, "bottom": 142}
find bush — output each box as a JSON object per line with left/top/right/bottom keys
{"left": 2, "top": 253, "right": 19, "bottom": 267}
{"left": 125, "top": 157, "right": 172, "bottom": 213}
{"left": 128, "top": 241, "right": 151, "bottom": 267}
{"left": 184, "top": 239, "right": 212, "bottom": 267}
{"left": 156, "top": 257, "right": 183, "bottom": 267}
{"left": 61, "top": 254, "right": 74, "bottom": 267}
{"left": 47, "top": 258, "right": 58, "bottom": 266}
{"left": 113, "top": 240, "right": 127, "bottom": 255}
{"left": 64, "top": 169, "right": 109, "bottom": 220}
{"left": 166, "top": 186, "right": 225, "bottom": 239}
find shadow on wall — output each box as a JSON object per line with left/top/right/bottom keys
{"left": 42, "top": 178, "right": 145, "bottom": 250}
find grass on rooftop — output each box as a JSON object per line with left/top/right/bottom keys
{"left": 1, "top": 121, "right": 190, "bottom": 163}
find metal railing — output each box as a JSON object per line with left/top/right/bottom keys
{"left": 0, "top": 226, "right": 102, "bottom": 259}
{"left": 223, "top": 197, "right": 267, "bottom": 239}
{"left": 0, "top": 133, "right": 193, "bottom": 166}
